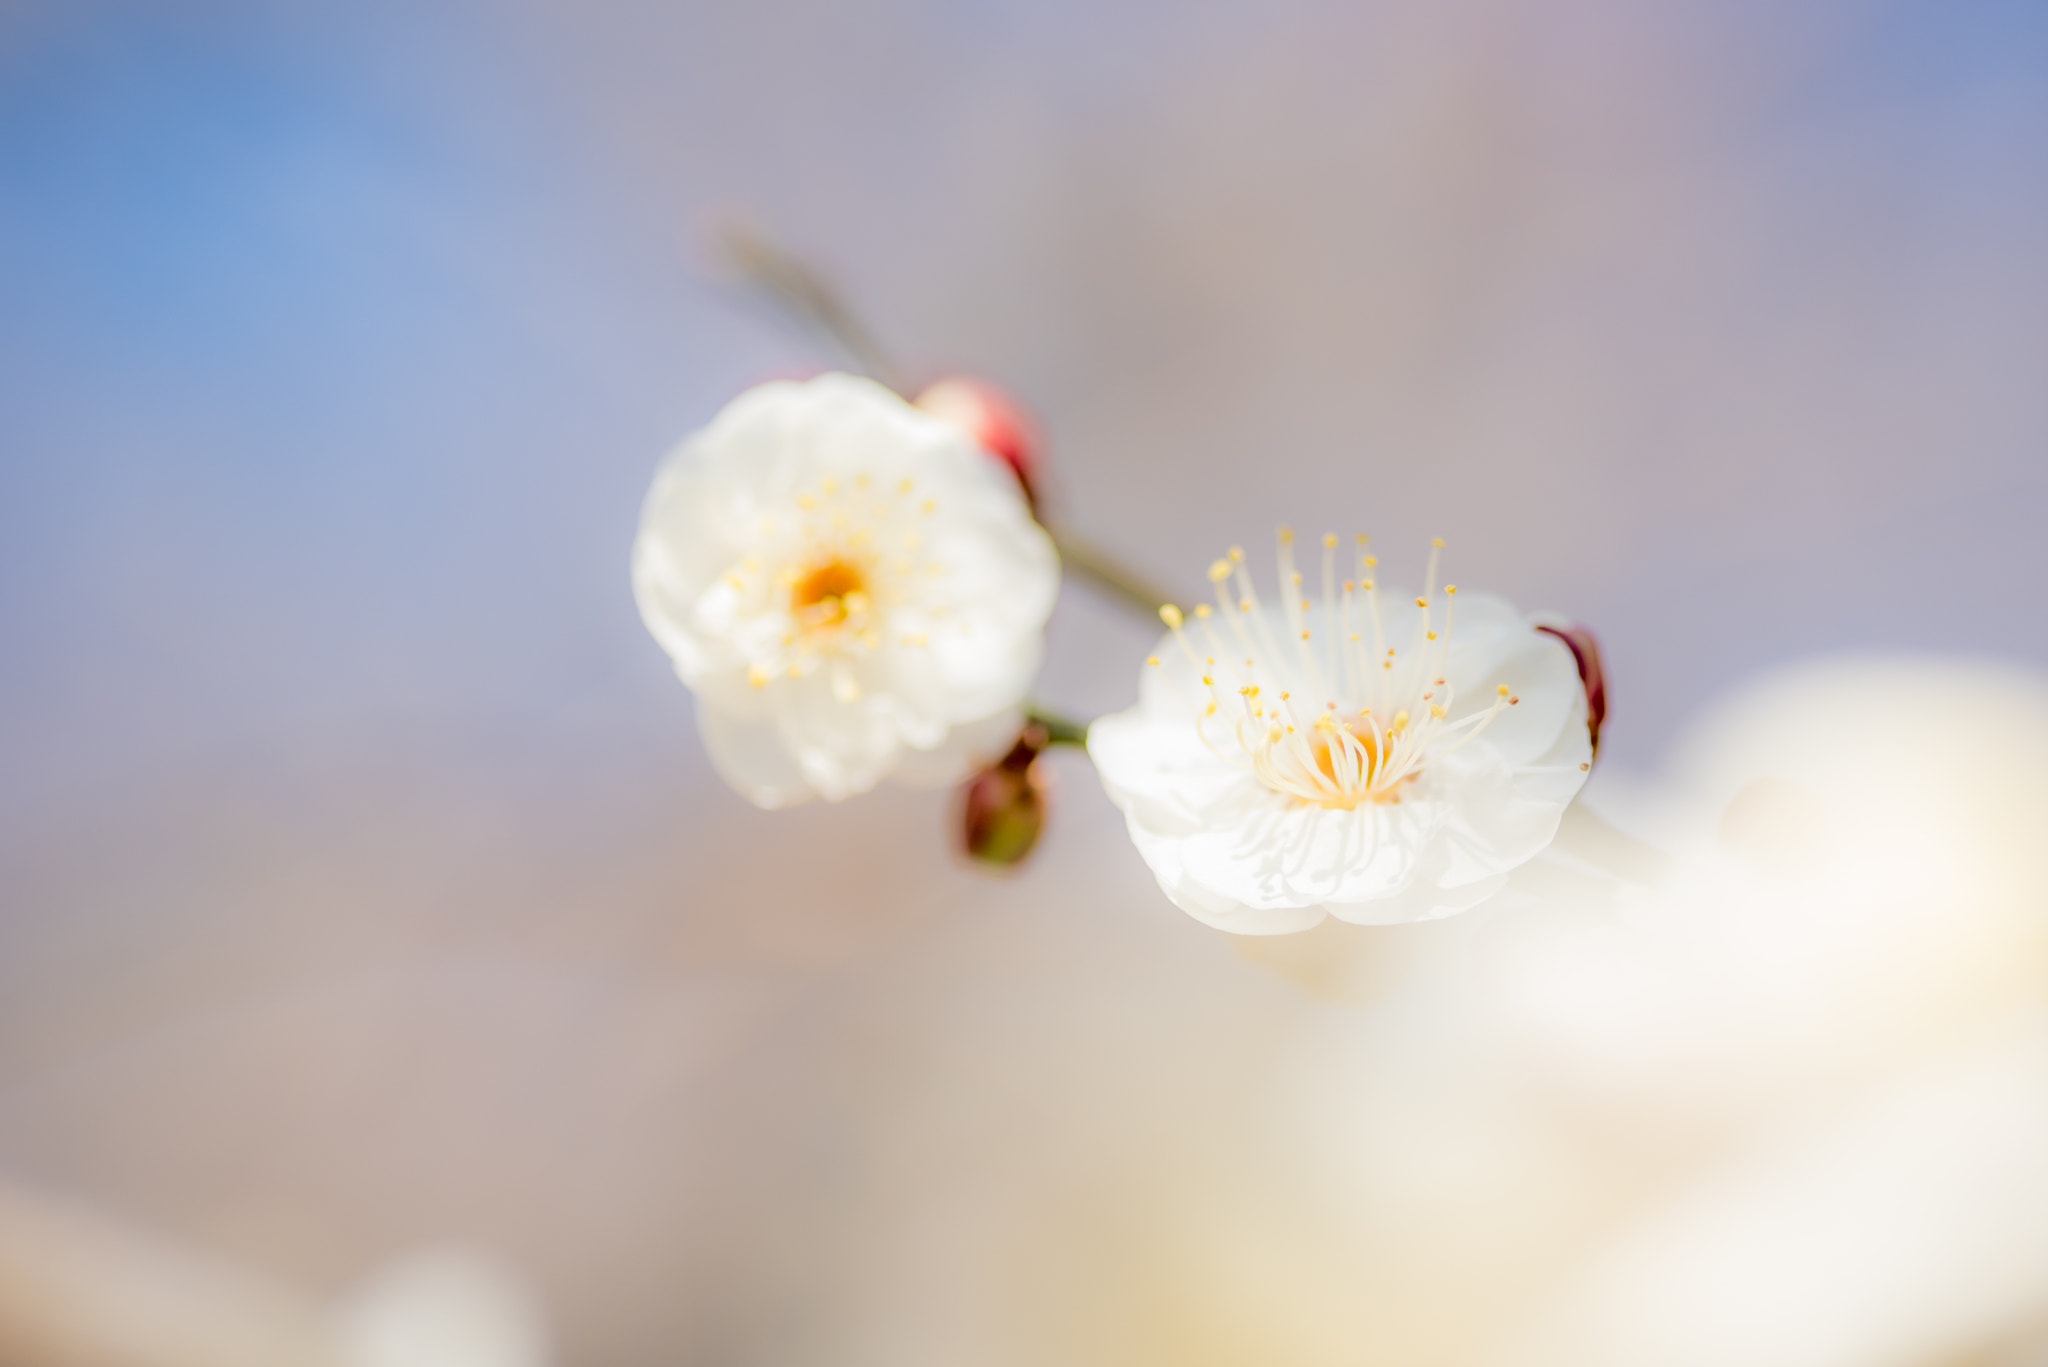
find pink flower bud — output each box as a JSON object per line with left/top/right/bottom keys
{"left": 959, "top": 724, "right": 1051, "bottom": 867}
{"left": 1536, "top": 622, "right": 1607, "bottom": 756}
{"left": 914, "top": 377, "right": 1040, "bottom": 512}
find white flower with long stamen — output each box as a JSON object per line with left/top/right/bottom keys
{"left": 633, "top": 373, "right": 1059, "bottom": 807}
{"left": 1089, "top": 529, "right": 1593, "bottom": 932}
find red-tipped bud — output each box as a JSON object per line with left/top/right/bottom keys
{"left": 959, "top": 723, "right": 1051, "bottom": 868}
{"left": 1536, "top": 622, "right": 1607, "bottom": 756}
{"left": 914, "top": 377, "right": 1040, "bottom": 513}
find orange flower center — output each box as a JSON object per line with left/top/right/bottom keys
{"left": 792, "top": 559, "right": 866, "bottom": 629}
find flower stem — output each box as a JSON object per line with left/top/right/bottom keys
{"left": 1045, "top": 528, "right": 1176, "bottom": 623}
{"left": 1024, "top": 706, "right": 1090, "bottom": 748}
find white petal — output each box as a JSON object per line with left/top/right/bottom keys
{"left": 892, "top": 709, "right": 1025, "bottom": 788}
{"left": 697, "top": 698, "right": 821, "bottom": 809}
{"left": 1087, "top": 708, "right": 1260, "bottom": 834}
{"left": 1125, "top": 816, "right": 1330, "bottom": 935}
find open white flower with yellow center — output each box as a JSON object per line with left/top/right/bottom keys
{"left": 633, "top": 373, "right": 1059, "bottom": 807}
{"left": 1089, "top": 531, "right": 1592, "bottom": 932}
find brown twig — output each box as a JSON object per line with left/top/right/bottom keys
{"left": 711, "top": 217, "right": 905, "bottom": 393}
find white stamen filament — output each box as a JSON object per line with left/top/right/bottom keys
{"left": 1153, "top": 532, "right": 1519, "bottom": 809}
{"left": 719, "top": 471, "right": 945, "bottom": 691}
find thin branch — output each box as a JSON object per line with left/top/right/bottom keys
{"left": 1048, "top": 529, "right": 1176, "bottom": 623}
{"left": 1024, "top": 706, "right": 1090, "bottom": 748}
{"left": 712, "top": 218, "right": 906, "bottom": 393}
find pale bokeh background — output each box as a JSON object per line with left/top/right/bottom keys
{"left": 2, "top": 1, "right": 2046, "bottom": 1363}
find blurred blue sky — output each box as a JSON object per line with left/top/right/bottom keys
{"left": 3, "top": 0, "right": 2047, "bottom": 827}
{"left": 0, "top": 3, "right": 719, "bottom": 825}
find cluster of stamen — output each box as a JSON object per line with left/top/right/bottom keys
{"left": 1150, "top": 530, "right": 1520, "bottom": 809}
{"left": 715, "top": 472, "right": 945, "bottom": 699}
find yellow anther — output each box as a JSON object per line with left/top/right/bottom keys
{"left": 1579, "top": 761, "right": 1590, "bottom": 771}
{"left": 1205, "top": 700, "right": 1218, "bottom": 715}
{"left": 1344, "top": 580, "right": 1356, "bottom": 592}
{"left": 1160, "top": 605, "right": 1183, "bottom": 627}
{"left": 747, "top": 665, "right": 769, "bottom": 688}
{"left": 1322, "top": 532, "right": 1337, "bottom": 548}
{"left": 1194, "top": 603, "right": 1212, "bottom": 618}
{"left": 1202, "top": 676, "right": 1214, "bottom": 686}
{"left": 1291, "top": 573, "right": 1302, "bottom": 585}
{"left": 1228, "top": 546, "right": 1244, "bottom": 563}
{"left": 1239, "top": 598, "right": 1252, "bottom": 612}
{"left": 921, "top": 498, "right": 936, "bottom": 514}
{"left": 1298, "top": 598, "right": 1309, "bottom": 610}
{"left": 1392, "top": 710, "right": 1410, "bottom": 730}
{"left": 1239, "top": 685, "right": 1254, "bottom": 696}
{"left": 1146, "top": 655, "right": 1160, "bottom": 666}
{"left": 897, "top": 476, "right": 914, "bottom": 493}
{"left": 1430, "top": 704, "right": 1446, "bottom": 718}
{"left": 1431, "top": 537, "right": 1444, "bottom": 547}
{"left": 1427, "top": 631, "right": 1438, "bottom": 640}
{"left": 1278, "top": 526, "right": 1294, "bottom": 544}
{"left": 1497, "top": 684, "right": 1511, "bottom": 696}
{"left": 1355, "top": 533, "right": 1369, "bottom": 545}
{"left": 1415, "top": 597, "right": 1428, "bottom": 608}
{"left": 1445, "top": 584, "right": 1458, "bottom": 595}
{"left": 1300, "top": 630, "right": 1311, "bottom": 641}
{"left": 1209, "top": 559, "right": 1232, "bottom": 582}
{"left": 1364, "top": 555, "right": 1378, "bottom": 567}
{"left": 1349, "top": 633, "right": 1360, "bottom": 642}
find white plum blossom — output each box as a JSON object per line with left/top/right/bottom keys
{"left": 632, "top": 373, "right": 1059, "bottom": 807}
{"left": 1089, "top": 531, "right": 1591, "bottom": 932}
